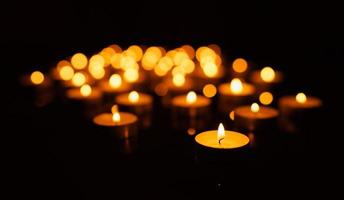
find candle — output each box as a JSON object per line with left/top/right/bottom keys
{"left": 278, "top": 93, "right": 322, "bottom": 132}
{"left": 193, "top": 64, "right": 224, "bottom": 89}
{"left": 250, "top": 66, "right": 283, "bottom": 91}
{"left": 99, "top": 74, "right": 132, "bottom": 101}
{"left": 195, "top": 123, "right": 250, "bottom": 149}
{"left": 234, "top": 103, "right": 279, "bottom": 131}
{"left": 66, "top": 84, "right": 102, "bottom": 101}
{"left": 21, "top": 71, "right": 51, "bottom": 88}
{"left": 115, "top": 91, "right": 153, "bottom": 129}
{"left": 218, "top": 78, "right": 255, "bottom": 114}
{"left": 171, "top": 91, "right": 211, "bottom": 133}
{"left": 93, "top": 105, "right": 138, "bottom": 139}
{"left": 160, "top": 75, "right": 194, "bottom": 107}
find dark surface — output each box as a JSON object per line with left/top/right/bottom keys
{"left": 2, "top": 1, "right": 342, "bottom": 199}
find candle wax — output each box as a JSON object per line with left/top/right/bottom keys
{"left": 93, "top": 113, "right": 137, "bottom": 126}
{"left": 235, "top": 106, "right": 279, "bottom": 119}
{"left": 279, "top": 96, "right": 322, "bottom": 109}
{"left": 195, "top": 130, "right": 249, "bottom": 149}
{"left": 99, "top": 80, "right": 132, "bottom": 93}
{"left": 172, "top": 95, "right": 210, "bottom": 108}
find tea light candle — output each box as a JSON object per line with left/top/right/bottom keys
{"left": 218, "top": 78, "right": 255, "bottom": 114}
{"left": 20, "top": 71, "right": 51, "bottom": 88}
{"left": 193, "top": 64, "right": 224, "bottom": 89}
{"left": 66, "top": 84, "right": 102, "bottom": 101}
{"left": 93, "top": 105, "right": 138, "bottom": 139}
{"left": 234, "top": 103, "right": 279, "bottom": 131}
{"left": 195, "top": 123, "right": 250, "bottom": 149}
{"left": 99, "top": 74, "right": 132, "bottom": 94}
{"left": 250, "top": 67, "right": 283, "bottom": 90}
{"left": 115, "top": 91, "right": 153, "bottom": 129}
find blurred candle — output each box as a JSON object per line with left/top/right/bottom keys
{"left": 250, "top": 66, "right": 283, "bottom": 91}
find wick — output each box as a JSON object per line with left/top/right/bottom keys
{"left": 218, "top": 138, "right": 224, "bottom": 145}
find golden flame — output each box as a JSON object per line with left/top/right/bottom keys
{"left": 124, "top": 68, "right": 139, "bottom": 83}
{"left": 251, "top": 103, "right": 260, "bottom": 113}
{"left": 232, "top": 58, "right": 248, "bottom": 73}
{"left": 112, "top": 112, "right": 121, "bottom": 123}
{"left": 59, "top": 65, "right": 74, "bottom": 81}
{"left": 72, "top": 72, "right": 86, "bottom": 87}
{"left": 129, "top": 91, "right": 139, "bottom": 103}
{"left": 172, "top": 73, "right": 185, "bottom": 87}
{"left": 259, "top": 91, "right": 273, "bottom": 105}
{"left": 230, "top": 78, "right": 243, "bottom": 94}
{"left": 30, "top": 71, "right": 44, "bottom": 85}
{"left": 217, "top": 123, "right": 225, "bottom": 142}
{"left": 260, "top": 67, "right": 275, "bottom": 82}
{"left": 296, "top": 92, "right": 307, "bottom": 103}
{"left": 186, "top": 91, "right": 197, "bottom": 104}
{"left": 80, "top": 84, "right": 92, "bottom": 97}
{"left": 71, "top": 53, "right": 88, "bottom": 70}
{"left": 202, "top": 84, "right": 217, "bottom": 98}
{"left": 109, "top": 74, "right": 122, "bottom": 88}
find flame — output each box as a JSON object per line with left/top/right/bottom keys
{"left": 259, "top": 91, "right": 273, "bottom": 105}
{"left": 112, "top": 112, "right": 121, "bottom": 122}
{"left": 80, "top": 84, "right": 92, "bottom": 97}
{"left": 186, "top": 91, "right": 197, "bottom": 104}
{"left": 111, "top": 104, "right": 118, "bottom": 114}
{"left": 59, "top": 65, "right": 74, "bottom": 81}
{"left": 109, "top": 74, "right": 122, "bottom": 88}
{"left": 251, "top": 103, "right": 260, "bottom": 113}
{"left": 296, "top": 92, "right": 307, "bottom": 103}
{"left": 230, "top": 78, "right": 243, "bottom": 94}
{"left": 260, "top": 67, "right": 275, "bottom": 82}
{"left": 124, "top": 68, "right": 139, "bottom": 83}
{"left": 229, "top": 111, "right": 235, "bottom": 121}
{"left": 129, "top": 91, "right": 139, "bottom": 103}
{"left": 30, "top": 71, "right": 44, "bottom": 85}
{"left": 232, "top": 58, "right": 248, "bottom": 73}
{"left": 71, "top": 53, "right": 88, "bottom": 70}
{"left": 172, "top": 73, "right": 185, "bottom": 87}
{"left": 217, "top": 123, "right": 225, "bottom": 143}
{"left": 72, "top": 72, "right": 86, "bottom": 87}
{"left": 202, "top": 84, "right": 217, "bottom": 98}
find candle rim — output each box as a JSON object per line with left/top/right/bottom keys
{"left": 279, "top": 95, "right": 322, "bottom": 109}
{"left": 195, "top": 130, "right": 250, "bottom": 149}
{"left": 93, "top": 112, "right": 137, "bottom": 126}
{"left": 234, "top": 105, "right": 279, "bottom": 119}
{"left": 251, "top": 70, "right": 283, "bottom": 84}
{"left": 172, "top": 94, "right": 211, "bottom": 108}
{"left": 66, "top": 87, "right": 102, "bottom": 100}
{"left": 116, "top": 92, "right": 153, "bottom": 106}
{"left": 218, "top": 82, "right": 255, "bottom": 96}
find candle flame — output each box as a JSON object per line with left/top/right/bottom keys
{"left": 296, "top": 92, "right": 307, "bottom": 103}
{"left": 251, "top": 103, "right": 260, "bottom": 113}
{"left": 112, "top": 112, "right": 121, "bottom": 122}
{"left": 230, "top": 78, "right": 243, "bottom": 94}
{"left": 72, "top": 72, "right": 86, "bottom": 87}
{"left": 260, "top": 67, "right": 275, "bottom": 82}
{"left": 124, "top": 68, "right": 139, "bottom": 83}
{"left": 30, "top": 71, "right": 44, "bottom": 85}
{"left": 59, "top": 65, "right": 74, "bottom": 81}
{"left": 173, "top": 73, "right": 185, "bottom": 87}
{"left": 80, "top": 84, "right": 92, "bottom": 97}
{"left": 109, "top": 74, "right": 122, "bottom": 88}
{"left": 129, "top": 91, "right": 139, "bottom": 103}
{"left": 111, "top": 104, "right": 118, "bottom": 114}
{"left": 217, "top": 123, "right": 225, "bottom": 143}
{"left": 186, "top": 91, "right": 197, "bottom": 104}
{"left": 229, "top": 111, "right": 235, "bottom": 121}
{"left": 203, "top": 62, "right": 218, "bottom": 77}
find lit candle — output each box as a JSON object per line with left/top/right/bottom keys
{"left": 21, "top": 71, "right": 51, "bottom": 88}
{"left": 66, "top": 84, "right": 102, "bottom": 101}
{"left": 99, "top": 74, "right": 132, "bottom": 99}
{"left": 171, "top": 91, "right": 211, "bottom": 133}
{"left": 234, "top": 103, "right": 279, "bottom": 131}
{"left": 218, "top": 78, "right": 255, "bottom": 114}
{"left": 195, "top": 123, "right": 250, "bottom": 149}
{"left": 115, "top": 91, "right": 153, "bottom": 129}
{"left": 250, "top": 66, "right": 283, "bottom": 91}
{"left": 93, "top": 105, "right": 138, "bottom": 139}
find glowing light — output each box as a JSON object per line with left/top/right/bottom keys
{"left": 110, "top": 53, "right": 122, "bottom": 69}
{"left": 172, "top": 66, "right": 186, "bottom": 76}
{"left": 129, "top": 91, "right": 139, "bottom": 103}
{"left": 154, "top": 83, "right": 168, "bottom": 96}
{"left": 80, "top": 84, "right": 92, "bottom": 97}
{"left": 146, "top": 47, "right": 162, "bottom": 58}
{"left": 202, "top": 84, "right": 217, "bottom": 98}
{"left": 187, "top": 128, "right": 196, "bottom": 136}
{"left": 109, "top": 44, "right": 122, "bottom": 53}
{"left": 124, "top": 68, "right": 139, "bottom": 83}
{"left": 99, "top": 51, "right": 112, "bottom": 67}
{"left": 142, "top": 52, "right": 159, "bottom": 70}
{"left": 181, "top": 45, "right": 195, "bottom": 59}
{"left": 172, "top": 73, "right": 185, "bottom": 87}
{"left": 186, "top": 91, "right": 197, "bottom": 104}
{"left": 111, "top": 104, "right": 118, "bottom": 114}
{"left": 208, "top": 44, "right": 221, "bottom": 55}
{"left": 112, "top": 111, "right": 121, "bottom": 123}
{"left": 109, "top": 74, "right": 122, "bottom": 88}
{"left": 59, "top": 65, "right": 75, "bottom": 81}
{"left": 89, "top": 65, "right": 105, "bottom": 79}
{"left": 259, "top": 92, "right": 273, "bottom": 105}
{"left": 217, "top": 123, "right": 225, "bottom": 143}
{"left": 154, "top": 62, "right": 169, "bottom": 77}
{"left": 251, "top": 103, "right": 260, "bottom": 113}
{"left": 166, "top": 50, "right": 177, "bottom": 60}
{"left": 260, "top": 67, "right": 275, "bottom": 82}
{"left": 296, "top": 93, "right": 307, "bottom": 103}
{"left": 30, "top": 71, "right": 44, "bottom": 85}
{"left": 199, "top": 48, "right": 216, "bottom": 61}
{"left": 72, "top": 72, "right": 86, "bottom": 87}
{"left": 232, "top": 58, "right": 248, "bottom": 73}
{"left": 71, "top": 53, "right": 88, "bottom": 70}
{"left": 173, "top": 51, "right": 189, "bottom": 65}
{"left": 120, "top": 55, "right": 137, "bottom": 70}
{"left": 127, "top": 45, "right": 143, "bottom": 61}
{"left": 57, "top": 60, "right": 71, "bottom": 71}
{"left": 203, "top": 62, "right": 218, "bottom": 77}
{"left": 230, "top": 78, "right": 243, "bottom": 94}
{"left": 229, "top": 111, "right": 235, "bottom": 121}
{"left": 89, "top": 54, "right": 105, "bottom": 69}
{"left": 179, "top": 59, "right": 195, "bottom": 74}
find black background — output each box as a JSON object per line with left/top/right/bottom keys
{"left": 2, "top": 1, "right": 342, "bottom": 199}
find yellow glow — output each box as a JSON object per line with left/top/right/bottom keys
{"left": 109, "top": 74, "right": 122, "bottom": 88}
{"left": 173, "top": 51, "right": 189, "bottom": 65}
{"left": 109, "top": 44, "right": 122, "bottom": 53}
{"left": 112, "top": 112, "right": 121, "bottom": 123}
{"left": 71, "top": 53, "right": 88, "bottom": 70}
{"left": 72, "top": 72, "right": 86, "bottom": 87}
{"left": 120, "top": 55, "right": 137, "bottom": 70}
{"left": 80, "top": 84, "right": 92, "bottom": 97}
{"left": 180, "top": 59, "right": 195, "bottom": 74}
{"left": 142, "top": 52, "right": 159, "bottom": 70}
{"left": 232, "top": 58, "right": 248, "bottom": 73}
{"left": 229, "top": 111, "right": 235, "bottom": 121}
{"left": 181, "top": 45, "right": 195, "bottom": 59}
{"left": 200, "top": 55, "right": 215, "bottom": 67}
{"left": 202, "top": 84, "right": 217, "bottom": 98}
{"left": 166, "top": 50, "right": 177, "bottom": 60}
{"left": 102, "top": 47, "right": 116, "bottom": 56}
{"left": 217, "top": 123, "right": 225, "bottom": 142}
{"left": 154, "top": 83, "right": 168, "bottom": 96}
{"left": 196, "top": 47, "right": 215, "bottom": 61}
{"left": 230, "top": 78, "right": 243, "bottom": 94}
{"left": 110, "top": 53, "right": 122, "bottom": 69}
{"left": 124, "top": 68, "right": 139, "bottom": 83}
{"left": 146, "top": 47, "right": 162, "bottom": 58}
{"left": 203, "top": 62, "right": 218, "bottom": 77}
{"left": 129, "top": 91, "right": 139, "bottom": 103}
{"left": 208, "top": 44, "right": 221, "bottom": 55}
{"left": 154, "top": 62, "right": 169, "bottom": 76}
{"left": 259, "top": 92, "right": 273, "bottom": 105}
{"left": 215, "top": 55, "right": 222, "bottom": 66}
{"left": 89, "top": 54, "right": 105, "bottom": 69}
{"left": 30, "top": 71, "right": 44, "bottom": 85}
{"left": 187, "top": 128, "right": 196, "bottom": 136}
{"left": 128, "top": 45, "right": 143, "bottom": 61}
{"left": 251, "top": 103, "right": 260, "bottom": 113}
{"left": 171, "top": 66, "right": 186, "bottom": 76}
{"left": 111, "top": 104, "right": 118, "bottom": 114}
{"left": 59, "top": 65, "right": 75, "bottom": 81}
{"left": 89, "top": 65, "right": 105, "bottom": 79}
{"left": 260, "top": 67, "right": 275, "bottom": 82}
{"left": 57, "top": 60, "right": 71, "bottom": 71}
{"left": 99, "top": 51, "right": 112, "bottom": 67}
{"left": 296, "top": 92, "right": 307, "bottom": 103}
{"left": 172, "top": 73, "right": 185, "bottom": 87}
{"left": 186, "top": 91, "right": 197, "bottom": 104}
